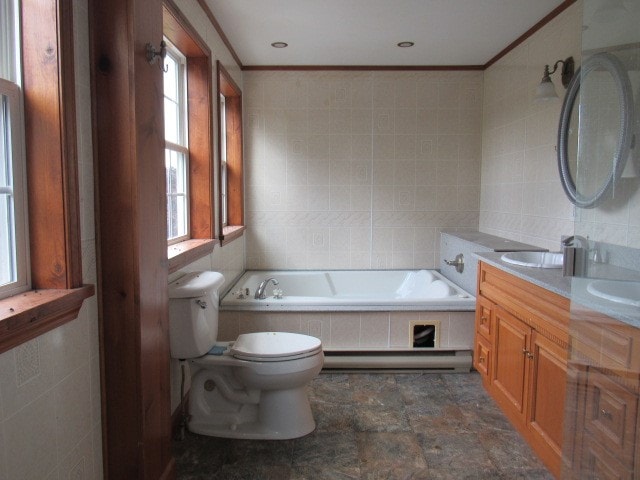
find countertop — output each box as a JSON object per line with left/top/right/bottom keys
{"left": 474, "top": 251, "right": 640, "bottom": 329}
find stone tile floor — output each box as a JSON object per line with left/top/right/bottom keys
{"left": 173, "top": 372, "right": 554, "bottom": 479}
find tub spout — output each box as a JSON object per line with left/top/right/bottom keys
{"left": 255, "top": 277, "right": 279, "bottom": 299}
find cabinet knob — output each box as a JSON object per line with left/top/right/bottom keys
{"left": 521, "top": 348, "right": 534, "bottom": 359}
{"left": 601, "top": 409, "right": 612, "bottom": 419}
{"left": 481, "top": 316, "right": 488, "bottom": 323}
{"left": 479, "top": 356, "right": 485, "bottom": 363}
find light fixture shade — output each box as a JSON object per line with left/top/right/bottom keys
{"left": 534, "top": 78, "right": 559, "bottom": 101}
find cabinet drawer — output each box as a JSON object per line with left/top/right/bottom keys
{"left": 476, "top": 295, "right": 493, "bottom": 342}
{"left": 584, "top": 369, "right": 638, "bottom": 469}
{"left": 475, "top": 335, "right": 491, "bottom": 379}
{"left": 580, "top": 435, "right": 634, "bottom": 480}
{"left": 570, "top": 310, "right": 640, "bottom": 375}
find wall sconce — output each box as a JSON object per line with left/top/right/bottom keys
{"left": 534, "top": 56, "right": 575, "bottom": 101}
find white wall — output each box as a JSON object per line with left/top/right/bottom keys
{"left": 480, "top": 2, "right": 583, "bottom": 251}
{"left": 0, "top": 0, "right": 102, "bottom": 478}
{"left": 243, "top": 70, "right": 484, "bottom": 270}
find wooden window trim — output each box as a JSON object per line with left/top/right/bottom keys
{"left": 217, "top": 61, "right": 244, "bottom": 242}
{"left": 0, "top": 0, "right": 93, "bottom": 354}
{"left": 163, "top": 0, "right": 217, "bottom": 269}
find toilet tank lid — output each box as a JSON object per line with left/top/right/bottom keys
{"left": 231, "top": 332, "right": 322, "bottom": 358}
{"left": 169, "top": 271, "right": 225, "bottom": 299}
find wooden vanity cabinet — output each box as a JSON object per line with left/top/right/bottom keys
{"left": 474, "top": 262, "right": 570, "bottom": 478}
{"left": 564, "top": 306, "right": 640, "bottom": 479}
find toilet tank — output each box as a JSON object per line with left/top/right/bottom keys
{"left": 168, "top": 271, "right": 225, "bottom": 359}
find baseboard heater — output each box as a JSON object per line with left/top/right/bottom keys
{"left": 322, "top": 350, "right": 473, "bottom": 372}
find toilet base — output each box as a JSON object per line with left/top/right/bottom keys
{"left": 189, "top": 387, "right": 316, "bottom": 440}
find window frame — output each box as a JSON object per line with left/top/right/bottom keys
{"left": 163, "top": 41, "right": 190, "bottom": 245}
{"left": 163, "top": 1, "right": 217, "bottom": 273}
{"left": 0, "top": 0, "right": 93, "bottom": 355}
{"left": 0, "top": 77, "right": 30, "bottom": 299}
{"left": 216, "top": 61, "right": 244, "bottom": 244}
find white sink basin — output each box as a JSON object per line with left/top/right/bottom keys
{"left": 500, "top": 251, "right": 564, "bottom": 269}
{"left": 587, "top": 280, "right": 640, "bottom": 307}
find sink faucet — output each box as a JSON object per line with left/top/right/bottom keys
{"left": 254, "top": 277, "right": 279, "bottom": 299}
{"left": 561, "top": 235, "right": 588, "bottom": 277}
{"left": 561, "top": 235, "right": 588, "bottom": 248}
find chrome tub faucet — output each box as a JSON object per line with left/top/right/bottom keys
{"left": 255, "top": 277, "right": 279, "bottom": 299}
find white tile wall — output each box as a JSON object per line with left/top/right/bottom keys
{"left": 244, "top": 70, "right": 484, "bottom": 270}
{"left": 573, "top": 53, "right": 640, "bottom": 247}
{"left": 480, "top": 2, "right": 582, "bottom": 250}
{"left": 0, "top": 0, "right": 102, "bottom": 477}
{"left": 218, "top": 310, "right": 475, "bottom": 350}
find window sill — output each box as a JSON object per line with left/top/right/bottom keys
{"left": 220, "top": 225, "right": 245, "bottom": 246}
{"left": 0, "top": 285, "right": 95, "bottom": 355}
{"left": 168, "top": 238, "right": 218, "bottom": 274}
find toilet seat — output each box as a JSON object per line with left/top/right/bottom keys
{"left": 230, "top": 332, "right": 322, "bottom": 362}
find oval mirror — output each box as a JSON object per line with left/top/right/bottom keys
{"left": 557, "top": 52, "right": 634, "bottom": 209}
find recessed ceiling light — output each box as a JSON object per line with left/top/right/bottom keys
{"left": 397, "top": 41, "right": 414, "bottom": 48}
{"left": 271, "top": 42, "right": 288, "bottom": 48}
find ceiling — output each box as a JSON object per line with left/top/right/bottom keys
{"left": 204, "top": 0, "right": 568, "bottom": 67}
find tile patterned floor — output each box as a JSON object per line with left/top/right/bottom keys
{"left": 173, "top": 372, "right": 554, "bottom": 479}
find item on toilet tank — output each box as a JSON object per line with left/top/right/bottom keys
{"left": 168, "top": 271, "right": 324, "bottom": 440}
{"left": 440, "top": 231, "right": 547, "bottom": 295}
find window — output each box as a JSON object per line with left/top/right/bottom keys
{"left": 217, "top": 62, "right": 244, "bottom": 243}
{"left": 219, "top": 93, "right": 227, "bottom": 226}
{"left": 163, "top": 41, "right": 190, "bottom": 244}
{"left": 1, "top": 0, "right": 93, "bottom": 354}
{"left": 0, "top": 0, "right": 29, "bottom": 300}
{"left": 163, "top": 3, "right": 217, "bottom": 273}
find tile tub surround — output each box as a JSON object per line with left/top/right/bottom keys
{"left": 218, "top": 310, "right": 475, "bottom": 351}
{"left": 173, "top": 372, "right": 553, "bottom": 479}
{"left": 243, "top": 70, "right": 484, "bottom": 271}
{"left": 480, "top": 2, "right": 581, "bottom": 251}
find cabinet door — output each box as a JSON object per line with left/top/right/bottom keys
{"left": 475, "top": 294, "right": 494, "bottom": 342}
{"left": 528, "top": 331, "right": 567, "bottom": 476}
{"left": 492, "top": 307, "right": 530, "bottom": 418}
{"left": 475, "top": 335, "right": 492, "bottom": 379}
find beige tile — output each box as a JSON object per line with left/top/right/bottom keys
{"left": 54, "top": 365, "right": 92, "bottom": 462}
{"left": 389, "top": 313, "right": 415, "bottom": 348}
{"left": 57, "top": 431, "right": 94, "bottom": 480}
{"left": 50, "top": 315, "right": 90, "bottom": 383}
{"left": 3, "top": 392, "right": 58, "bottom": 480}
{"left": 0, "top": 424, "right": 6, "bottom": 480}
{"left": 360, "top": 312, "right": 389, "bottom": 348}
{"left": 0, "top": 336, "right": 55, "bottom": 421}
{"left": 330, "top": 314, "right": 361, "bottom": 348}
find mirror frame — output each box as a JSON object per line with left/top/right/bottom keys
{"left": 557, "top": 52, "right": 634, "bottom": 209}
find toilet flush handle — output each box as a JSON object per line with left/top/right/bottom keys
{"left": 196, "top": 299, "right": 207, "bottom": 309}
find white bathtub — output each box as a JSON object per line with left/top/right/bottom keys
{"left": 220, "top": 269, "right": 475, "bottom": 311}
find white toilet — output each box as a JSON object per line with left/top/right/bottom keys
{"left": 168, "top": 271, "right": 324, "bottom": 440}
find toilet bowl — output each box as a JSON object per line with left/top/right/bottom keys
{"left": 169, "top": 271, "right": 324, "bottom": 440}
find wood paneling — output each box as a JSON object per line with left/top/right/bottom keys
{"left": 90, "top": 0, "right": 174, "bottom": 476}
{"left": 0, "top": 285, "right": 94, "bottom": 354}
{"left": 21, "top": 0, "right": 82, "bottom": 289}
